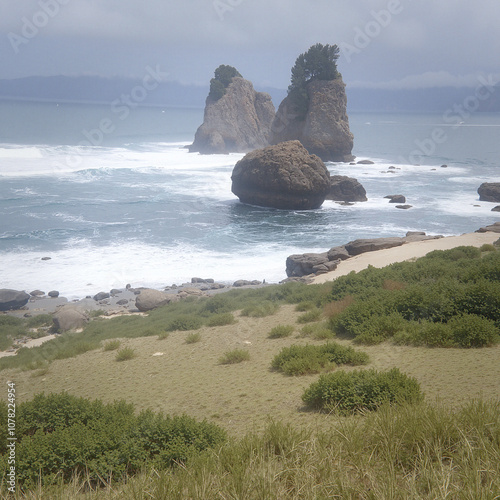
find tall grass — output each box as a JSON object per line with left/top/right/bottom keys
{"left": 5, "top": 400, "right": 499, "bottom": 499}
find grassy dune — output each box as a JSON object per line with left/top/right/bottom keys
{"left": 1, "top": 248, "right": 500, "bottom": 497}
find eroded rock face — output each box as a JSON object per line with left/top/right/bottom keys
{"left": 271, "top": 79, "right": 354, "bottom": 162}
{"left": 189, "top": 77, "right": 275, "bottom": 154}
{"left": 327, "top": 175, "right": 367, "bottom": 202}
{"left": 478, "top": 183, "right": 500, "bottom": 202}
{"left": 231, "top": 140, "right": 331, "bottom": 210}
{"left": 0, "top": 289, "right": 30, "bottom": 311}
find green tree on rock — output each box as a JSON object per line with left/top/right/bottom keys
{"left": 208, "top": 64, "right": 242, "bottom": 101}
{"left": 288, "top": 43, "right": 340, "bottom": 118}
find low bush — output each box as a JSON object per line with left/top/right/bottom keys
{"left": 103, "top": 339, "right": 121, "bottom": 351}
{"left": 272, "top": 342, "right": 368, "bottom": 376}
{"left": 185, "top": 332, "right": 202, "bottom": 344}
{"left": 115, "top": 347, "right": 136, "bottom": 361}
{"left": 240, "top": 302, "right": 280, "bottom": 318}
{"left": 448, "top": 314, "right": 499, "bottom": 347}
{"left": 300, "top": 322, "right": 335, "bottom": 340}
{"left": 480, "top": 243, "right": 496, "bottom": 252}
{"left": 219, "top": 349, "right": 250, "bottom": 364}
{"left": 295, "top": 301, "right": 315, "bottom": 312}
{"left": 302, "top": 368, "right": 423, "bottom": 414}
{"left": 0, "top": 393, "right": 226, "bottom": 487}
{"left": 165, "top": 315, "right": 203, "bottom": 332}
{"left": 206, "top": 312, "right": 236, "bottom": 327}
{"left": 268, "top": 325, "right": 294, "bottom": 339}
{"left": 297, "top": 308, "right": 323, "bottom": 324}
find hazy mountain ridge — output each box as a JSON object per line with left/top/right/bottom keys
{"left": 0, "top": 75, "right": 499, "bottom": 113}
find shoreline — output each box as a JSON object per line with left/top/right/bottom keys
{"left": 312, "top": 230, "right": 499, "bottom": 284}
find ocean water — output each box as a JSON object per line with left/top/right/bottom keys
{"left": 1, "top": 100, "right": 500, "bottom": 299}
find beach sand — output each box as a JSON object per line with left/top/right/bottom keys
{"left": 312, "top": 231, "right": 499, "bottom": 284}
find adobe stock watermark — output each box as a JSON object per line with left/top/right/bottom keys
{"left": 340, "top": 0, "right": 407, "bottom": 64}
{"left": 8, "top": 0, "right": 70, "bottom": 54}
{"left": 402, "top": 75, "right": 498, "bottom": 165}
{"left": 55, "top": 64, "right": 169, "bottom": 172}
{"left": 213, "top": 0, "right": 243, "bottom": 21}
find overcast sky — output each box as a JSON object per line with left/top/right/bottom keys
{"left": 1, "top": 0, "right": 499, "bottom": 90}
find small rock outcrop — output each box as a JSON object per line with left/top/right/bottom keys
{"left": 286, "top": 232, "right": 443, "bottom": 277}
{"left": 271, "top": 79, "right": 354, "bottom": 162}
{"left": 385, "top": 195, "right": 406, "bottom": 204}
{"left": 478, "top": 183, "right": 500, "bottom": 202}
{"left": 231, "top": 141, "right": 331, "bottom": 210}
{"left": 476, "top": 221, "right": 500, "bottom": 233}
{"left": 135, "top": 289, "right": 177, "bottom": 312}
{"left": 327, "top": 175, "right": 367, "bottom": 202}
{"left": 0, "top": 289, "right": 30, "bottom": 311}
{"left": 53, "top": 305, "right": 89, "bottom": 332}
{"left": 189, "top": 77, "right": 275, "bottom": 154}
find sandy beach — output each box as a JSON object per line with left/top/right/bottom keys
{"left": 312, "top": 231, "right": 499, "bottom": 284}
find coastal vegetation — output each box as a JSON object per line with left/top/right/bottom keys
{"left": 288, "top": 43, "right": 341, "bottom": 118}
{"left": 207, "top": 64, "right": 242, "bottom": 102}
{"left": 1, "top": 246, "right": 499, "bottom": 496}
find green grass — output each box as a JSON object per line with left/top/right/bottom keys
{"left": 185, "top": 332, "right": 202, "bottom": 344}
{"left": 103, "top": 339, "right": 121, "bottom": 351}
{"left": 3, "top": 400, "right": 499, "bottom": 498}
{"left": 115, "top": 347, "right": 136, "bottom": 362}
{"left": 268, "top": 324, "right": 294, "bottom": 339}
{"left": 219, "top": 349, "right": 250, "bottom": 365}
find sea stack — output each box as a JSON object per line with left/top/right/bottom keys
{"left": 189, "top": 65, "right": 275, "bottom": 154}
{"left": 270, "top": 44, "right": 354, "bottom": 162}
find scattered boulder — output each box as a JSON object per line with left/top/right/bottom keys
{"left": 191, "top": 278, "right": 215, "bottom": 284}
{"left": 326, "top": 175, "right": 367, "bottom": 202}
{"left": 53, "top": 305, "right": 89, "bottom": 332}
{"left": 48, "top": 290, "right": 59, "bottom": 298}
{"left": 286, "top": 253, "right": 329, "bottom": 277}
{"left": 135, "top": 289, "right": 175, "bottom": 312}
{"left": 476, "top": 222, "right": 500, "bottom": 233}
{"left": 396, "top": 205, "right": 413, "bottom": 210}
{"left": 189, "top": 76, "right": 275, "bottom": 154}
{"left": 344, "top": 237, "right": 405, "bottom": 256}
{"left": 271, "top": 79, "right": 353, "bottom": 162}
{"left": 233, "top": 280, "right": 262, "bottom": 287}
{"left": 0, "top": 289, "right": 30, "bottom": 311}
{"left": 29, "top": 290, "right": 45, "bottom": 297}
{"left": 385, "top": 195, "right": 406, "bottom": 203}
{"left": 357, "top": 159, "right": 374, "bottom": 165}
{"left": 41, "top": 256, "right": 51, "bottom": 261}
{"left": 93, "top": 292, "right": 110, "bottom": 301}
{"left": 441, "top": 164, "right": 448, "bottom": 168}
{"left": 231, "top": 141, "right": 331, "bottom": 210}
{"left": 492, "top": 206, "right": 500, "bottom": 212}
{"left": 116, "top": 299, "right": 129, "bottom": 306}
{"left": 478, "top": 183, "right": 500, "bottom": 202}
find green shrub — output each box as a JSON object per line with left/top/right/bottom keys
{"left": 25, "top": 314, "right": 53, "bottom": 328}
{"left": 157, "top": 331, "right": 170, "bottom": 340}
{"left": 300, "top": 322, "right": 335, "bottom": 340}
{"left": 103, "top": 339, "right": 121, "bottom": 351}
{"left": 0, "top": 393, "right": 226, "bottom": 487}
{"left": 241, "top": 302, "right": 279, "bottom": 318}
{"left": 166, "top": 315, "right": 203, "bottom": 332}
{"left": 297, "top": 308, "right": 323, "bottom": 324}
{"left": 480, "top": 243, "right": 496, "bottom": 252}
{"left": 448, "top": 314, "right": 499, "bottom": 347}
{"left": 268, "top": 325, "right": 294, "bottom": 339}
{"left": 115, "top": 347, "right": 136, "bottom": 361}
{"left": 302, "top": 368, "right": 423, "bottom": 414}
{"left": 272, "top": 343, "right": 368, "bottom": 376}
{"left": 219, "top": 349, "right": 250, "bottom": 364}
{"left": 185, "top": 332, "right": 202, "bottom": 344}
{"left": 295, "top": 301, "right": 315, "bottom": 312}
{"left": 206, "top": 312, "right": 236, "bottom": 327}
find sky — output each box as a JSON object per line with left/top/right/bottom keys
{"left": 1, "top": 0, "right": 499, "bottom": 90}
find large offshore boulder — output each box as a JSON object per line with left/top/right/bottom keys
{"left": 271, "top": 79, "right": 354, "bottom": 162}
{"left": 231, "top": 140, "right": 331, "bottom": 210}
{"left": 478, "top": 182, "right": 500, "bottom": 202}
{"left": 327, "top": 175, "right": 367, "bottom": 202}
{"left": 189, "top": 77, "right": 275, "bottom": 154}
